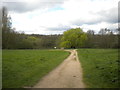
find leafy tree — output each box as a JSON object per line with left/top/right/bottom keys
{"left": 2, "top": 7, "right": 13, "bottom": 49}
{"left": 60, "top": 28, "right": 87, "bottom": 48}
{"left": 16, "top": 35, "right": 38, "bottom": 49}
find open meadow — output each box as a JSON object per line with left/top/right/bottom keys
{"left": 2, "top": 50, "right": 69, "bottom": 88}
{"left": 77, "top": 49, "right": 119, "bottom": 88}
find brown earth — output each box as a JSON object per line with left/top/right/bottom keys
{"left": 33, "top": 49, "right": 86, "bottom": 88}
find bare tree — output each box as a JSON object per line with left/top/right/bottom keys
{"left": 87, "top": 30, "right": 95, "bottom": 35}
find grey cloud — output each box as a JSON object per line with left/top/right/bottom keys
{"left": 3, "top": 2, "right": 31, "bottom": 13}
{"left": 118, "top": 1, "right": 120, "bottom": 23}
{"left": 2, "top": 0, "right": 64, "bottom": 13}
{"left": 71, "top": 19, "right": 102, "bottom": 26}
{"left": 71, "top": 7, "right": 118, "bottom": 26}
{"left": 97, "top": 7, "right": 118, "bottom": 23}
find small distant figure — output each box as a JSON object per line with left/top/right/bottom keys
{"left": 54, "top": 47, "right": 57, "bottom": 49}
{"left": 61, "top": 47, "right": 64, "bottom": 50}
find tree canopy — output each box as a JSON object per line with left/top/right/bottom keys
{"left": 60, "top": 28, "right": 87, "bottom": 48}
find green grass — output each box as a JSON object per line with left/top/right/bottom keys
{"left": 0, "top": 50, "right": 2, "bottom": 88}
{"left": 2, "top": 50, "right": 69, "bottom": 88}
{"left": 77, "top": 49, "right": 119, "bottom": 88}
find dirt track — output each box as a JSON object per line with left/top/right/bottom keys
{"left": 33, "top": 49, "right": 85, "bottom": 88}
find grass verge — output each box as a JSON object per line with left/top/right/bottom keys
{"left": 3, "top": 50, "right": 69, "bottom": 88}
{"left": 77, "top": 49, "right": 119, "bottom": 88}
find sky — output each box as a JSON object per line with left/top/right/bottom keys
{"left": 2, "top": 0, "right": 119, "bottom": 34}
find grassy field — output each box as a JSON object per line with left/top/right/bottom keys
{"left": 77, "top": 49, "right": 119, "bottom": 88}
{"left": 0, "top": 51, "right": 1, "bottom": 88}
{"left": 2, "top": 50, "right": 69, "bottom": 88}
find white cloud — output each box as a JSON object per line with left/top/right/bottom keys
{"left": 6, "top": 0, "right": 119, "bottom": 34}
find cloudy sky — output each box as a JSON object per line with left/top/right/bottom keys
{"left": 2, "top": 0, "right": 119, "bottom": 34}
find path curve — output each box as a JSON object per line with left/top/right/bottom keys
{"left": 33, "top": 49, "right": 85, "bottom": 88}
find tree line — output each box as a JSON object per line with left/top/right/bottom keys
{"left": 1, "top": 7, "right": 119, "bottom": 49}
{"left": 85, "top": 29, "right": 119, "bottom": 48}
